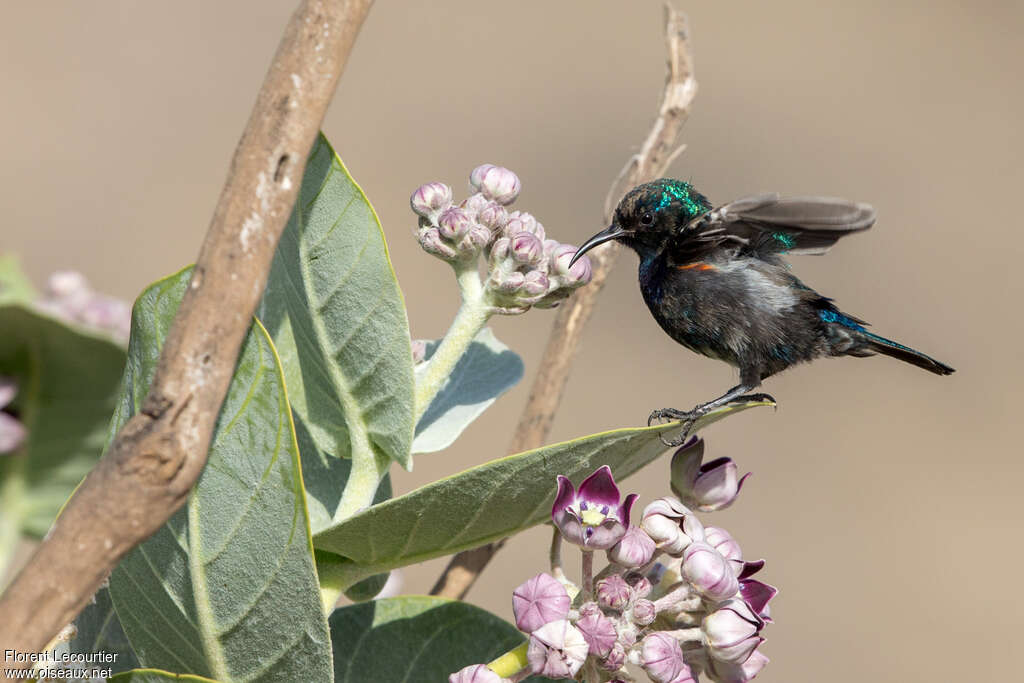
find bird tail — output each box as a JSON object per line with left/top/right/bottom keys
{"left": 861, "top": 332, "right": 955, "bottom": 376}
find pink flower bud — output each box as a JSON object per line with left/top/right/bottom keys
{"left": 521, "top": 270, "right": 549, "bottom": 297}
{"left": 641, "top": 498, "right": 704, "bottom": 556}
{"left": 702, "top": 598, "right": 765, "bottom": 665}
{"left": 629, "top": 575, "right": 653, "bottom": 599}
{"left": 607, "top": 525, "right": 656, "bottom": 568}
{"left": 419, "top": 226, "right": 459, "bottom": 260}
{"left": 640, "top": 632, "right": 689, "bottom": 683}
{"left": 575, "top": 609, "right": 617, "bottom": 657}
{"left": 461, "top": 225, "right": 492, "bottom": 252}
{"left": 411, "top": 339, "right": 428, "bottom": 364}
{"left": 448, "top": 664, "right": 508, "bottom": 683}
{"left": 527, "top": 620, "right": 588, "bottom": 679}
{"left": 596, "top": 575, "right": 633, "bottom": 611}
{"left": 600, "top": 641, "right": 626, "bottom": 671}
{"left": 438, "top": 207, "right": 472, "bottom": 240}
{"left": 460, "top": 192, "right": 490, "bottom": 218}
{"left": 551, "top": 243, "right": 592, "bottom": 286}
{"left": 706, "top": 648, "right": 769, "bottom": 682}
{"left": 0, "top": 412, "right": 26, "bottom": 454}
{"left": 512, "top": 573, "right": 571, "bottom": 633}
{"left": 490, "top": 236, "right": 511, "bottom": 261}
{"left": 510, "top": 231, "right": 543, "bottom": 266}
{"left": 410, "top": 182, "right": 453, "bottom": 219}
{"left": 682, "top": 542, "right": 739, "bottom": 601}
{"left": 476, "top": 201, "right": 509, "bottom": 234}
{"left": 505, "top": 211, "right": 546, "bottom": 241}
{"left": 705, "top": 526, "right": 743, "bottom": 565}
{"left": 492, "top": 270, "right": 525, "bottom": 293}
{"left": 632, "top": 598, "right": 656, "bottom": 626}
{"left": 470, "top": 164, "right": 521, "bottom": 205}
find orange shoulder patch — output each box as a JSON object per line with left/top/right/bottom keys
{"left": 677, "top": 262, "right": 716, "bottom": 271}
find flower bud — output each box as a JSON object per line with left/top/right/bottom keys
{"left": 505, "top": 211, "right": 545, "bottom": 241}
{"left": 527, "top": 620, "right": 588, "bottom": 679}
{"left": 600, "top": 642, "right": 626, "bottom": 672}
{"left": 641, "top": 498, "right": 704, "bottom": 556}
{"left": 437, "top": 207, "right": 472, "bottom": 241}
{"left": 551, "top": 243, "right": 593, "bottom": 286}
{"left": 632, "top": 598, "right": 656, "bottom": 626}
{"left": 512, "top": 573, "right": 571, "bottom": 633}
{"left": 418, "top": 226, "right": 459, "bottom": 260}
{"left": 521, "top": 270, "right": 549, "bottom": 297}
{"left": 477, "top": 201, "right": 509, "bottom": 231}
{"left": 640, "top": 632, "right": 689, "bottom": 683}
{"left": 706, "top": 649, "right": 769, "bottom": 682}
{"left": 470, "top": 164, "right": 521, "bottom": 205}
{"left": 491, "top": 270, "right": 525, "bottom": 294}
{"left": 702, "top": 599, "right": 765, "bottom": 665}
{"left": 410, "top": 182, "right": 453, "bottom": 220}
{"left": 682, "top": 542, "right": 739, "bottom": 601}
{"left": 510, "top": 231, "right": 543, "bottom": 266}
{"left": 411, "top": 339, "right": 428, "bottom": 364}
{"left": 0, "top": 378, "right": 25, "bottom": 455}
{"left": 705, "top": 526, "right": 743, "bottom": 565}
{"left": 461, "top": 225, "right": 492, "bottom": 252}
{"left": 628, "top": 574, "right": 653, "bottom": 599}
{"left": 575, "top": 609, "right": 617, "bottom": 658}
{"left": 607, "top": 526, "right": 656, "bottom": 568}
{"left": 596, "top": 574, "right": 633, "bottom": 611}
{"left": 460, "top": 192, "right": 490, "bottom": 218}
{"left": 448, "top": 664, "right": 508, "bottom": 683}
{"left": 489, "top": 236, "right": 511, "bottom": 262}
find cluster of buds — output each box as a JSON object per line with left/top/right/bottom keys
{"left": 450, "top": 442, "right": 774, "bottom": 683}
{"left": 36, "top": 271, "right": 131, "bottom": 343}
{"left": 0, "top": 377, "right": 26, "bottom": 455}
{"left": 411, "top": 165, "right": 592, "bottom": 314}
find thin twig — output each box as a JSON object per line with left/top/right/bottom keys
{"left": 430, "top": 2, "right": 697, "bottom": 600}
{"left": 0, "top": 0, "right": 373, "bottom": 669}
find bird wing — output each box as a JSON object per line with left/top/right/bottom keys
{"left": 679, "top": 193, "right": 877, "bottom": 257}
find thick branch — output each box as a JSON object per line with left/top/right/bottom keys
{"left": 0, "top": 0, "right": 373, "bottom": 666}
{"left": 431, "top": 3, "right": 697, "bottom": 600}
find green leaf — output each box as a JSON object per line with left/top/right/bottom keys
{"left": 0, "top": 253, "right": 36, "bottom": 304}
{"left": 54, "top": 585, "right": 139, "bottom": 675}
{"left": 330, "top": 597, "right": 529, "bottom": 683}
{"left": 109, "top": 670, "right": 221, "bottom": 683}
{"left": 0, "top": 303, "right": 126, "bottom": 575}
{"left": 313, "top": 402, "right": 770, "bottom": 584}
{"left": 258, "top": 133, "right": 415, "bottom": 476}
{"left": 413, "top": 327, "right": 524, "bottom": 454}
{"left": 107, "top": 268, "right": 332, "bottom": 683}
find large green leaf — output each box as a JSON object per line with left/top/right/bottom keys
{"left": 314, "top": 402, "right": 770, "bottom": 586}
{"left": 330, "top": 597, "right": 538, "bottom": 683}
{"left": 413, "top": 327, "right": 524, "bottom": 454}
{"left": 0, "top": 253, "right": 36, "bottom": 304}
{"left": 107, "top": 268, "right": 331, "bottom": 683}
{"left": 54, "top": 585, "right": 139, "bottom": 676}
{"left": 258, "top": 133, "right": 415, "bottom": 479}
{"left": 0, "top": 298, "right": 126, "bottom": 575}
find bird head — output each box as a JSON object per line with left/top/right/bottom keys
{"left": 570, "top": 179, "right": 712, "bottom": 266}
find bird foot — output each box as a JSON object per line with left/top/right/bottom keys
{"left": 730, "top": 392, "right": 777, "bottom": 406}
{"left": 648, "top": 407, "right": 707, "bottom": 446}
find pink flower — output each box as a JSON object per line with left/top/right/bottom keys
{"left": 512, "top": 573, "right": 570, "bottom": 633}
{"left": 552, "top": 466, "right": 637, "bottom": 550}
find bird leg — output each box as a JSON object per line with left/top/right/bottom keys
{"left": 648, "top": 379, "right": 774, "bottom": 446}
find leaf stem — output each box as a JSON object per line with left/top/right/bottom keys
{"left": 488, "top": 642, "right": 529, "bottom": 679}
{"left": 333, "top": 449, "right": 390, "bottom": 522}
{"left": 413, "top": 263, "right": 492, "bottom": 419}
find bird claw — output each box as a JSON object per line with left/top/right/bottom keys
{"left": 648, "top": 407, "right": 705, "bottom": 446}
{"left": 729, "top": 392, "right": 777, "bottom": 406}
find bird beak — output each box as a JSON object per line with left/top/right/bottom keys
{"left": 569, "top": 224, "right": 626, "bottom": 267}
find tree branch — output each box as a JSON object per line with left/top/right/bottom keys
{"left": 430, "top": 2, "right": 697, "bottom": 600}
{"left": 0, "top": 0, "right": 373, "bottom": 667}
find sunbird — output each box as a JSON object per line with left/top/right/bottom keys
{"left": 571, "top": 179, "right": 953, "bottom": 443}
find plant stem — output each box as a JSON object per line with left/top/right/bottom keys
{"left": 333, "top": 448, "right": 390, "bottom": 522}
{"left": 581, "top": 549, "right": 594, "bottom": 599}
{"left": 488, "top": 642, "right": 529, "bottom": 679}
{"left": 413, "top": 263, "right": 491, "bottom": 419}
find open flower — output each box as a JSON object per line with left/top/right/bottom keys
{"left": 552, "top": 466, "right": 637, "bottom": 550}
{"left": 527, "top": 619, "right": 588, "bottom": 679}
{"left": 670, "top": 437, "right": 749, "bottom": 512}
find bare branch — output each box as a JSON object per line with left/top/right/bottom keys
{"left": 0, "top": 0, "right": 373, "bottom": 667}
{"left": 431, "top": 3, "right": 698, "bottom": 600}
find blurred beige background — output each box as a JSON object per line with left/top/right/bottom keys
{"left": 2, "top": 1, "right": 1021, "bottom": 681}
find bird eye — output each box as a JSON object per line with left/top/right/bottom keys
{"left": 640, "top": 212, "right": 655, "bottom": 227}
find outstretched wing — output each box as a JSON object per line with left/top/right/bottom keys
{"left": 678, "top": 193, "right": 877, "bottom": 257}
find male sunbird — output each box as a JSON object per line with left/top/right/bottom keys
{"left": 570, "top": 179, "right": 953, "bottom": 442}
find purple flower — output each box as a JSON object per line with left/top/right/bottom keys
{"left": 410, "top": 182, "right": 453, "bottom": 220}
{"left": 640, "top": 632, "right": 690, "bottom": 683}
{"left": 632, "top": 598, "right": 656, "bottom": 626}
{"left": 510, "top": 231, "right": 543, "bottom": 266}
{"left": 0, "top": 377, "right": 26, "bottom": 455}
{"left": 552, "top": 466, "right": 637, "bottom": 550}
{"left": 526, "top": 619, "right": 588, "bottom": 679}
{"left": 670, "top": 437, "right": 749, "bottom": 512}
{"left": 448, "top": 664, "right": 508, "bottom": 683}
{"left": 600, "top": 641, "right": 626, "bottom": 672}
{"left": 607, "top": 525, "right": 656, "bottom": 568}
{"left": 705, "top": 526, "right": 743, "bottom": 565}
{"left": 739, "top": 579, "right": 777, "bottom": 621}
{"left": 596, "top": 574, "right": 633, "bottom": 610}
{"left": 682, "top": 542, "right": 739, "bottom": 601}
{"left": 512, "top": 573, "right": 570, "bottom": 633}
{"left": 575, "top": 608, "right": 617, "bottom": 657}
{"left": 438, "top": 206, "right": 473, "bottom": 240}
{"left": 470, "top": 164, "right": 521, "bottom": 205}
{"left": 476, "top": 201, "right": 508, "bottom": 232}
{"left": 702, "top": 599, "right": 765, "bottom": 665}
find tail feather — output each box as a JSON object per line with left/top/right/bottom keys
{"left": 862, "top": 332, "right": 955, "bottom": 376}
